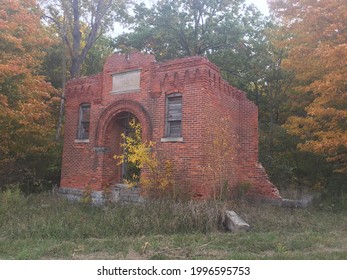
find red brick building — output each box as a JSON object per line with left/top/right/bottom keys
{"left": 60, "top": 52, "right": 280, "bottom": 201}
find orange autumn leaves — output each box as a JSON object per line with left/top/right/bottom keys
{"left": 270, "top": 0, "right": 347, "bottom": 172}
{"left": 0, "top": 0, "right": 57, "bottom": 164}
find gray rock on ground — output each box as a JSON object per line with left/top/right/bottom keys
{"left": 224, "top": 210, "right": 250, "bottom": 232}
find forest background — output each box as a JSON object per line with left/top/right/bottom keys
{"left": 0, "top": 0, "right": 346, "bottom": 205}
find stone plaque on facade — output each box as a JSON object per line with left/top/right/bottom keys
{"left": 111, "top": 69, "right": 140, "bottom": 94}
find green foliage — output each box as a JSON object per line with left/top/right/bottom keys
{"left": 0, "top": 138, "right": 62, "bottom": 194}
{"left": 40, "top": 40, "right": 66, "bottom": 89}
{"left": 116, "top": 0, "right": 268, "bottom": 68}
{"left": 260, "top": 124, "right": 322, "bottom": 188}
{"left": 0, "top": 185, "right": 23, "bottom": 209}
{"left": 81, "top": 35, "right": 115, "bottom": 76}
{"left": 233, "top": 182, "right": 253, "bottom": 201}
{"left": 258, "top": 121, "right": 347, "bottom": 197}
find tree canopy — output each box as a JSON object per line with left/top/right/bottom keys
{"left": 116, "top": 0, "right": 265, "bottom": 62}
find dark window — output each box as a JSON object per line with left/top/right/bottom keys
{"left": 166, "top": 93, "right": 182, "bottom": 137}
{"left": 77, "top": 104, "right": 90, "bottom": 139}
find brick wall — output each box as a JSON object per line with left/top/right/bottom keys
{"left": 61, "top": 52, "right": 280, "bottom": 199}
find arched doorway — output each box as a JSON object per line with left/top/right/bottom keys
{"left": 103, "top": 111, "right": 140, "bottom": 185}
{"left": 94, "top": 99, "right": 152, "bottom": 188}
{"left": 115, "top": 112, "right": 140, "bottom": 182}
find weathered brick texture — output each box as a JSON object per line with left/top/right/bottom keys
{"left": 61, "top": 52, "right": 280, "bottom": 199}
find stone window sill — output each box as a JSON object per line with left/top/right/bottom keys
{"left": 110, "top": 89, "right": 140, "bottom": 95}
{"left": 160, "top": 137, "right": 184, "bottom": 143}
{"left": 75, "top": 139, "right": 89, "bottom": 143}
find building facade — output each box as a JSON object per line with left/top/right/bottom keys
{"left": 60, "top": 52, "right": 280, "bottom": 200}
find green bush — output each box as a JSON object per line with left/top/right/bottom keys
{"left": 0, "top": 184, "right": 23, "bottom": 208}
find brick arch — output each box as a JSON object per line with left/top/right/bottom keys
{"left": 95, "top": 99, "right": 152, "bottom": 146}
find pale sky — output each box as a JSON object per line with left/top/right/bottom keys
{"left": 246, "top": 0, "right": 269, "bottom": 15}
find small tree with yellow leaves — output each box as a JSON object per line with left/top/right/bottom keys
{"left": 114, "top": 119, "right": 174, "bottom": 197}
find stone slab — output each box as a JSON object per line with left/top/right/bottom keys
{"left": 111, "top": 69, "right": 140, "bottom": 94}
{"left": 57, "top": 185, "right": 143, "bottom": 205}
{"left": 224, "top": 210, "right": 250, "bottom": 233}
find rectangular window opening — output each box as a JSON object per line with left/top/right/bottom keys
{"left": 77, "top": 104, "right": 90, "bottom": 140}
{"left": 166, "top": 94, "right": 182, "bottom": 138}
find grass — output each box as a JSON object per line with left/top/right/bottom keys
{"left": 0, "top": 189, "right": 346, "bottom": 260}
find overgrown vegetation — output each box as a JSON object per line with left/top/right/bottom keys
{"left": 203, "top": 116, "right": 235, "bottom": 201}
{"left": 114, "top": 119, "right": 176, "bottom": 199}
{"left": 0, "top": 189, "right": 346, "bottom": 259}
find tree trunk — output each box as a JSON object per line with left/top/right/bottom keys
{"left": 55, "top": 35, "right": 67, "bottom": 140}
{"left": 71, "top": 0, "right": 82, "bottom": 78}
